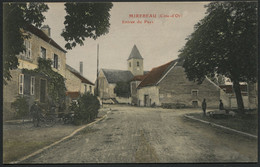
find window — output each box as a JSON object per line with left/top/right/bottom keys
{"left": 31, "top": 77, "right": 35, "bottom": 95}
{"left": 191, "top": 90, "right": 198, "bottom": 96}
{"left": 129, "top": 62, "right": 131, "bottom": 67}
{"left": 53, "top": 54, "right": 58, "bottom": 69}
{"left": 137, "top": 61, "right": 139, "bottom": 67}
{"left": 40, "top": 47, "right": 46, "bottom": 59}
{"left": 24, "top": 40, "right": 31, "bottom": 59}
{"left": 192, "top": 101, "right": 198, "bottom": 108}
{"left": 19, "top": 74, "right": 24, "bottom": 94}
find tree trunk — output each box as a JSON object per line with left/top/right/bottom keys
{"left": 232, "top": 80, "right": 245, "bottom": 114}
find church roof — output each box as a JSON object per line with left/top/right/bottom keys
{"left": 101, "top": 69, "right": 134, "bottom": 83}
{"left": 138, "top": 59, "right": 179, "bottom": 88}
{"left": 127, "top": 45, "right": 143, "bottom": 60}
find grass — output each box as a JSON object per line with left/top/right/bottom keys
{"left": 187, "top": 112, "right": 258, "bottom": 135}
{"left": 3, "top": 140, "right": 54, "bottom": 163}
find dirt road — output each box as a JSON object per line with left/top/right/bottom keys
{"left": 23, "top": 105, "right": 257, "bottom": 163}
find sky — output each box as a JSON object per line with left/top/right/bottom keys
{"left": 43, "top": 2, "right": 209, "bottom": 83}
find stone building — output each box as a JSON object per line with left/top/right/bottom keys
{"left": 96, "top": 45, "right": 147, "bottom": 102}
{"left": 3, "top": 24, "right": 66, "bottom": 120}
{"left": 65, "top": 64, "right": 94, "bottom": 96}
{"left": 219, "top": 83, "right": 257, "bottom": 109}
{"left": 136, "top": 59, "right": 229, "bottom": 108}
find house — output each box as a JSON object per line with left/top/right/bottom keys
{"left": 136, "top": 59, "right": 229, "bottom": 108}
{"left": 96, "top": 45, "right": 148, "bottom": 103}
{"left": 65, "top": 63, "right": 95, "bottom": 98}
{"left": 219, "top": 83, "right": 257, "bottom": 109}
{"left": 3, "top": 24, "right": 66, "bottom": 120}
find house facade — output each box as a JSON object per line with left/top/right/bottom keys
{"left": 3, "top": 24, "right": 66, "bottom": 120}
{"left": 65, "top": 64, "right": 94, "bottom": 96}
{"left": 136, "top": 59, "right": 229, "bottom": 108}
{"left": 219, "top": 83, "right": 257, "bottom": 109}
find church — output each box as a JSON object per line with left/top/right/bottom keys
{"left": 96, "top": 45, "right": 147, "bottom": 103}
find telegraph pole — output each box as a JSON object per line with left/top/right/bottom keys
{"left": 96, "top": 44, "right": 99, "bottom": 97}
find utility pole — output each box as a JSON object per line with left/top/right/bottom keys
{"left": 96, "top": 44, "right": 99, "bottom": 97}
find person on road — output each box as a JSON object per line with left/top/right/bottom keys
{"left": 202, "top": 98, "right": 207, "bottom": 116}
{"left": 219, "top": 100, "right": 224, "bottom": 111}
{"left": 30, "top": 100, "right": 41, "bottom": 127}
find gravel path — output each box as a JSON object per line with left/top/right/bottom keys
{"left": 22, "top": 105, "right": 257, "bottom": 163}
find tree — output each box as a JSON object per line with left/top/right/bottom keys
{"left": 179, "top": 2, "right": 257, "bottom": 113}
{"left": 61, "top": 2, "right": 113, "bottom": 49}
{"left": 114, "top": 82, "right": 131, "bottom": 98}
{"left": 3, "top": 2, "right": 113, "bottom": 84}
{"left": 3, "top": 2, "right": 49, "bottom": 85}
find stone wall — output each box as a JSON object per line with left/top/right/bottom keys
{"left": 65, "top": 69, "right": 82, "bottom": 92}
{"left": 158, "top": 66, "right": 228, "bottom": 108}
{"left": 97, "top": 70, "right": 116, "bottom": 99}
{"left": 17, "top": 32, "right": 66, "bottom": 77}
{"left": 137, "top": 86, "right": 160, "bottom": 106}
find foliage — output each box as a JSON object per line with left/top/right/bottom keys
{"left": 11, "top": 96, "right": 29, "bottom": 118}
{"left": 179, "top": 2, "right": 257, "bottom": 112}
{"left": 114, "top": 82, "right": 131, "bottom": 98}
{"left": 3, "top": 3, "right": 49, "bottom": 85}
{"left": 22, "top": 58, "right": 67, "bottom": 105}
{"left": 70, "top": 93, "right": 100, "bottom": 125}
{"left": 61, "top": 2, "right": 113, "bottom": 49}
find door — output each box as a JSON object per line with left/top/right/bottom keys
{"left": 144, "top": 95, "right": 149, "bottom": 107}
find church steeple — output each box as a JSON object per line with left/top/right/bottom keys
{"left": 127, "top": 45, "right": 144, "bottom": 76}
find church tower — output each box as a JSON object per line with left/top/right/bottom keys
{"left": 127, "top": 45, "right": 144, "bottom": 76}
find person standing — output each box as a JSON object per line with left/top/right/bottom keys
{"left": 30, "top": 100, "right": 41, "bottom": 127}
{"left": 219, "top": 99, "right": 224, "bottom": 110}
{"left": 202, "top": 98, "right": 207, "bottom": 116}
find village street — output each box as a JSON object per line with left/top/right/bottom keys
{"left": 24, "top": 105, "right": 257, "bottom": 163}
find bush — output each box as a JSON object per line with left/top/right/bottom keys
{"left": 11, "top": 96, "right": 29, "bottom": 118}
{"left": 69, "top": 93, "right": 100, "bottom": 125}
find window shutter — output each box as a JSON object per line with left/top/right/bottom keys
{"left": 58, "top": 56, "right": 61, "bottom": 70}
{"left": 39, "top": 46, "right": 42, "bottom": 58}
{"left": 52, "top": 53, "right": 54, "bottom": 67}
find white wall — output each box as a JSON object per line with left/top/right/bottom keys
{"left": 137, "top": 86, "right": 159, "bottom": 106}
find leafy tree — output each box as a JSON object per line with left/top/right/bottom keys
{"left": 61, "top": 2, "right": 113, "bottom": 49}
{"left": 114, "top": 82, "right": 131, "bottom": 98}
{"left": 3, "top": 3, "right": 49, "bottom": 85}
{"left": 179, "top": 2, "right": 257, "bottom": 113}
{"left": 3, "top": 2, "right": 113, "bottom": 84}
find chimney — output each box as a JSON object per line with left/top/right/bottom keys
{"left": 41, "top": 25, "right": 51, "bottom": 37}
{"left": 80, "top": 61, "right": 83, "bottom": 75}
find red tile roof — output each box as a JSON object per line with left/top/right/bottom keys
{"left": 138, "top": 59, "right": 177, "bottom": 88}
{"left": 25, "top": 24, "right": 66, "bottom": 53}
{"left": 69, "top": 70, "right": 94, "bottom": 85}
{"left": 131, "top": 74, "right": 148, "bottom": 81}
{"left": 66, "top": 91, "right": 80, "bottom": 99}
{"left": 219, "top": 85, "right": 247, "bottom": 95}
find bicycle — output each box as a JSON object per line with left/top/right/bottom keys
{"left": 22, "top": 110, "right": 56, "bottom": 128}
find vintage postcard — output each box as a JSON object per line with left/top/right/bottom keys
{"left": 2, "top": 1, "right": 258, "bottom": 164}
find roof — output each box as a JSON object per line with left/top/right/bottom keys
{"left": 219, "top": 85, "right": 248, "bottom": 94}
{"left": 138, "top": 59, "right": 179, "bottom": 88}
{"left": 127, "top": 45, "right": 143, "bottom": 60}
{"left": 66, "top": 91, "right": 80, "bottom": 99}
{"left": 66, "top": 64, "right": 94, "bottom": 85}
{"left": 25, "top": 24, "right": 66, "bottom": 53}
{"left": 102, "top": 69, "right": 134, "bottom": 83}
{"left": 131, "top": 74, "right": 148, "bottom": 81}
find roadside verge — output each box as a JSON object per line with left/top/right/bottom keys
{"left": 9, "top": 113, "right": 108, "bottom": 164}
{"left": 184, "top": 115, "right": 257, "bottom": 139}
